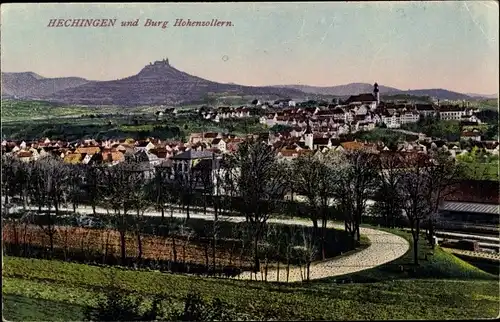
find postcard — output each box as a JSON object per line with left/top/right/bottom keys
{"left": 1, "top": 2, "right": 499, "bottom": 321}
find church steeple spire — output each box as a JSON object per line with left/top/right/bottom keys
{"left": 373, "top": 82, "right": 380, "bottom": 105}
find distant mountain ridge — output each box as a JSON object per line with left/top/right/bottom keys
{"left": 2, "top": 61, "right": 492, "bottom": 105}
{"left": 2, "top": 59, "right": 304, "bottom": 105}
{"left": 277, "top": 83, "right": 401, "bottom": 96}
{"left": 1, "top": 72, "right": 90, "bottom": 98}
{"left": 277, "top": 83, "right": 480, "bottom": 100}
{"left": 466, "top": 93, "right": 498, "bottom": 99}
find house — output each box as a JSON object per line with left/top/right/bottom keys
{"left": 101, "top": 151, "right": 125, "bottom": 165}
{"left": 164, "top": 107, "right": 178, "bottom": 115}
{"left": 202, "top": 132, "right": 222, "bottom": 144}
{"left": 277, "top": 148, "right": 313, "bottom": 161}
{"left": 312, "top": 137, "right": 332, "bottom": 150}
{"left": 63, "top": 153, "right": 84, "bottom": 164}
{"left": 381, "top": 112, "right": 401, "bottom": 129}
{"left": 460, "top": 129, "right": 482, "bottom": 142}
{"left": 438, "top": 105, "right": 466, "bottom": 121}
{"left": 134, "top": 141, "right": 156, "bottom": 153}
{"left": 149, "top": 147, "right": 174, "bottom": 160}
{"left": 211, "top": 138, "right": 227, "bottom": 153}
{"left": 356, "top": 121, "right": 376, "bottom": 132}
{"left": 170, "top": 149, "right": 221, "bottom": 192}
{"left": 189, "top": 133, "right": 204, "bottom": 145}
{"left": 234, "top": 108, "right": 251, "bottom": 118}
{"left": 415, "top": 104, "right": 436, "bottom": 117}
{"left": 27, "top": 147, "right": 40, "bottom": 161}
{"left": 75, "top": 146, "right": 101, "bottom": 155}
{"left": 345, "top": 93, "right": 377, "bottom": 110}
{"left": 340, "top": 141, "right": 365, "bottom": 151}
{"left": 400, "top": 111, "right": 420, "bottom": 124}
{"left": 135, "top": 150, "right": 161, "bottom": 166}
{"left": 354, "top": 105, "right": 369, "bottom": 116}
{"left": 460, "top": 115, "right": 481, "bottom": 124}
{"left": 170, "top": 149, "right": 215, "bottom": 174}
{"left": 484, "top": 141, "right": 500, "bottom": 155}
{"left": 17, "top": 150, "right": 33, "bottom": 163}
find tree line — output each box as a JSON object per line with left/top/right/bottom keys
{"left": 2, "top": 139, "right": 462, "bottom": 271}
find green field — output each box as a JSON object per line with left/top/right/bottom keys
{"left": 461, "top": 162, "right": 499, "bottom": 181}
{"left": 0, "top": 100, "right": 164, "bottom": 122}
{"left": 1, "top": 100, "right": 268, "bottom": 141}
{"left": 3, "top": 228, "right": 498, "bottom": 321}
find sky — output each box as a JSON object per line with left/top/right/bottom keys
{"left": 1, "top": 2, "right": 498, "bottom": 94}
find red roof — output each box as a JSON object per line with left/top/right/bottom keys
{"left": 444, "top": 180, "right": 499, "bottom": 205}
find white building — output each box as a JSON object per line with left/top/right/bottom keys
{"left": 439, "top": 106, "right": 466, "bottom": 121}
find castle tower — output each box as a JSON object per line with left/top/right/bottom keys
{"left": 304, "top": 120, "right": 313, "bottom": 150}
{"left": 373, "top": 82, "right": 380, "bottom": 105}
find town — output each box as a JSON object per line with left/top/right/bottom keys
{"left": 2, "top": 2, "right": 499, "bottom": 321}
{"left": 3, "top": 84, "right": 497, "bottom": 165}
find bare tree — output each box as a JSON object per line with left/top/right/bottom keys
{"left": 399, "top": 152, "right": 461, "bottom": 265}
{"left": 332, "top": 150, "right": 378, "bottom": 244}
{"left": 82, "top": 164, "right": 103, "bottom": 216}
{"left": 372, "top": 152, "right": 405, "bottom": 228}
{"left": 291, "top": 154, "right": 336, "bottom": 259}
{"left": 100, "top": 161, "right": 142, "bottom": 264}
{"left": 152, "top": 165, "right": 173, "bottom": 221}
{"left": 209, "top": 154, "right": 236, "bottom": 273}
{"left": 66, "top": 164, "right": 84, "bottom": 213}
{"left": 1, "top": 154, "right": 18, "bottom": 208}
{"left": 128, "top": 167, "right": 153, "bottom": 261}
{"left": 227, "top": 139, "right": 287, "bottom": 275}
{"left": 2, "top": 155, "right": 31, "bottom": 210}
{"left": 28, "top": 156, "right": 70, "bottom": 253}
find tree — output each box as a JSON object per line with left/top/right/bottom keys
{"left": 128, "top": 167, "right": 153, "bottom": 261}
{"left": 208, "top": 154, "right": 236, "bottom": 272}
{"left": 28, "top": 156, "right": 70, "bottom": 253}
{"left": 373, "top": 152, "right": 405, "bottom": 228}
{"left": 82, "top": 164, "right": 104, "bottom": 216}
{"left": 1, "top": 155, "right": 31, "bottom": 210}
{"left": 66, "top": 164, "right": 84, "bottom": 213}
{"left": 100, "top": 161, "right": 145, "bottom": 264}
{"left": 291, "top": 154, "right": 335, "bottom": 259}
{"left": 398, "top": 152, "right": 462, "bottom": 264}
{"left": 173, "top": 160, "right": 202, "bottom": 220}
{"left": 332, "top": 150, "right": 378, "bottom": 244}
{"left": 227, "top": 139, "right": 287, "bottom": 275}
{"left": 269, "top": 124, "right": 292, "bottom": 134}
{"left": 151, "top": 165, "right": 173, "bottom": 220}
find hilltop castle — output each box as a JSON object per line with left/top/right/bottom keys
{"left": 149, "top": 58, "right": 169, "bottom": 66}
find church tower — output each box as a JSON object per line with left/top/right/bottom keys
{"left": 304, "top": 120, "right": 313, "bottom": 150}
{"left": 373, "top": 82, "right": 380, "bottom": 105}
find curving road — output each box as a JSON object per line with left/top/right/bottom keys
{"left": 236, "top": 221, "right": 409, "bottom": 282}
{"left": 8, "top": 204, "right": 410, "bottom": 282}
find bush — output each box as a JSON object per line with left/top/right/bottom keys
{"left": 83, "top": 289, "right": 238, "bottom": 321}
{"left": 83, "top": 289, "right": 144, "bottom": 321}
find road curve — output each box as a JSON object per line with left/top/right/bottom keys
{"left": 9, "top": 205, "right": 410, "bottom": 282}
{"left": 236, "top": 222, "right": 410, "bottom": 282}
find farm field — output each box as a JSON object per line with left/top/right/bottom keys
{"left": 3, "top": 229, "right": 499, "bottom": 321}
{"left": 1, "top": 100, "right": 169, "bottom": 122}
{"left": 1, "top": 99, "right": 267, "bottom": 141}
{"left": 2, "top": 223, "right": 251, "bottom": 268}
